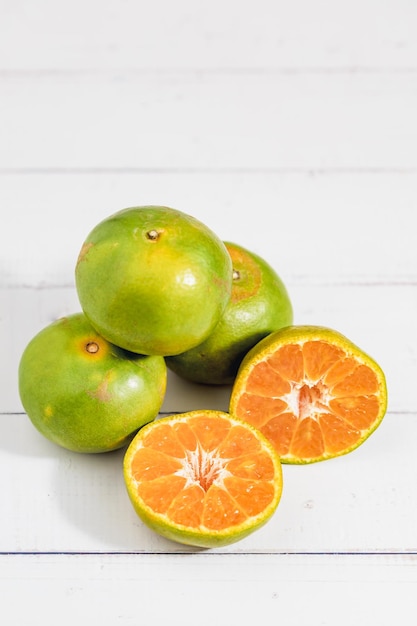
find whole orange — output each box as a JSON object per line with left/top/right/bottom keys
{"left": 166, "top": 241, "right": 293, "bottom": 384}
{"left": 75, "top": 206, "right": 232, "bottom": 356}
{"left": 18, "top": 313, "right": 167, "bottom": 453}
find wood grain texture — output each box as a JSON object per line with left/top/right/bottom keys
{"left": 1, "top": 553, "right": 416, "bottom": 626}
{"left": 1, "top": 73, "right": 417, "bottom": 171}
{"left": 1, "top": 0, "right": 416, "bottom": 70}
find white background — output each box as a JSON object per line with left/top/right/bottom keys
{"left": 1, "top": 1, "right": 417, "bottom": 624}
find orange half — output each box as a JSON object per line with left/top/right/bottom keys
{"left": 229, "top": 325, "right": 388, "bottom": 464}
{"left": 123, "top": 410, "right": 283, "bottom": 548}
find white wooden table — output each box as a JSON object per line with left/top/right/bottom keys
{"left": 1, "top": 1, "right": 416, "bottom": 623}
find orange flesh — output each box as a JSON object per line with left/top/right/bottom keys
{"left": 129, "top": 415, "right": 277, "bottom": 531}
{"left": 234, "top": 340, "right": 384, "bottom": 461}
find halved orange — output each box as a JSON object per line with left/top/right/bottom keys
{"left": 123, "top": 410, "right": 283, "bottom": 548}
{"left": 229, "top": 325, "right": 388, "bottom": 464}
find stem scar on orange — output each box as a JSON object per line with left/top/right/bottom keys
{"left": 229, "top": 325, "right": 388, "bottom": 464}
{"left": 123, "top": 410, "right": 283, "bottom": 548}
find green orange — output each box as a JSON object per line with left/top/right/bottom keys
{"left": 166, "top": 241, "right": 293, "bottom": 384}
{"left": 18, "top": 313, "right": 167, "bottom": 453}
{"left": 75, "top": 206, "right": 233, "bottom": 356}
{"left": 229, "top": 325, "right": 388, "bottom": 464}
{"left": 123, "top": 410, "right": 283, "bottom": 548}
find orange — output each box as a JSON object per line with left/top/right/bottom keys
{"left": 18, "top": 313, "right": 167, "bottom": 453}
{"left": 166, "top": 241, "right": 293, "bottom": 384}
{"left": 75, "top": 206, "right": 232, "bottom": 356}
{"left": 229, "top": 325, "right": 388, "bottom": 464}
{"left": 123, "top": 410, "right": 283, "bottom": 548}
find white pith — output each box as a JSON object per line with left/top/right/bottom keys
{"left": 281, "top": 378, "right": 333, "bottom": 420}
{"left": 175, "top": 445, "right": 231, "bottom": 491}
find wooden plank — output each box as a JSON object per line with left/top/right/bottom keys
{"left": 1, "top": 73, "right": 417, "bottom": 171}
{"left": 1, "top": 172, "right": 416, "bottom": 287}
{"left": 0, "top": 553, "right": 416, "bottom": 626}
{"left": 4, "top": 282, "right": 414, "bottom": 414}
{"left": 0, "top": 408, "right": 413, "bottom": 554}
{"left": 1, "top": 0, "right": 416, "bottom": 71}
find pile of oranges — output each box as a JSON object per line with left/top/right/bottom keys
{"left": 18, "top": 205, "right": 387, "bottom": 548}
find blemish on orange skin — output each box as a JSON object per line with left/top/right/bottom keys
{"left": 76, "top": 241, "right": 94, "bottom": 267}
{"left": 86, "top": 372, "right": 113, "bottom": 402}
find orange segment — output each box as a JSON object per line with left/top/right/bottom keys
{"left": 319, "top": 413, "right": 362, "bottom": 455}
{"left": 245, "top": 360, "right": 291, "bottom": 396}
{"left": 260, "top": 412, "right": 298, "bottom": 457}
{"left": 323, "top": 357, "right": 358, "bottom": 386}
{"left": 137, "top": 475, "right": 186, "bottom": 514}
{"left": 331, "top": 364, "right": 379, "bottom": 396}
{"left": 167, "top": 485, "right": 205, "bottom": 527}
{"left": 216, "top": 424, "right": 262, "bottom": 457}
{"left": 202, "top": 485, "right": 247, "bottom": 530}
{"left": 141, "top": 422, "right": 186, "bottom": 458}
{"left": 123, "top": 410, "right": 283, "bottom": 548}
{"left": 268, "top": 343, "right": 304, "bottom": 382}
{"left": 234, "top": 393, "right": 287, "bottom": 429}
{"left": 230, "top": 325, "right": 388, "bottom": 464}
{"left": 188, "top": 415, "right": 231, "bottom": 451}
{"left": 173, "top": 421, "right": 198, "bottom": 450}
{"left": 131, "top": 447, "right": 183, "bottom": 481}
{"left": 329, "top": 395, "right": 380, "bottom": 429}
{"left": 303, "top": 341, "right": 344, "bottom": 381}
{"left": 223, "top": 476, "right": 277, "bottom": 517}
{"left": 225, "top": 451, "right": 276, "bottom": 480}
{"left": 290, "top": 416, "right": 325, "bottom": 460}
